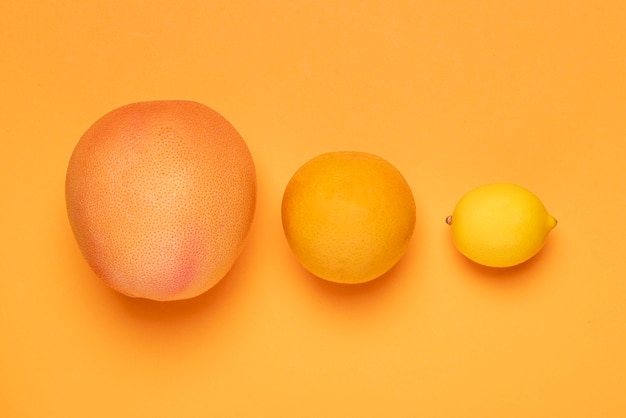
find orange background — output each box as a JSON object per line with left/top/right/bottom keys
{"left": 2, "top": 1, "right": 626, "bottom": 417}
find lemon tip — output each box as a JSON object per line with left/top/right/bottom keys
{"left": 547, "top": 214, "right": 558, "bottom": 230}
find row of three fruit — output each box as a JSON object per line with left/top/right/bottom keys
{"left": 66, "top": 101, "right": 556, "bottom": 302}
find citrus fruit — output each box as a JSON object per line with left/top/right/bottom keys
{"left": 65, "top": 100, "right": 256, "bottom": 301}
{"left": 281, "top": 151, "right": 416, "bottom": 284}
{"left": 446, "top": 182, "right": 557, "bottom": 268}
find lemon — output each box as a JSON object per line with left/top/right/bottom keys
{"left": 281, "top": 151, "right": 416, "bottom": 283}
{"left": 446, "top": 183, "right": 557, "bottom": 268}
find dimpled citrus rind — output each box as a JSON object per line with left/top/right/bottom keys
{"left": 281, "top": 151, "right": 416, "bottom": 283}
{"left": 65, "top": 100, "right": 256, "bottom": 301}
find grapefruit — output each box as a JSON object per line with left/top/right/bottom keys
{"left": 65, "top": 100, "right": 256, "bottom": 301}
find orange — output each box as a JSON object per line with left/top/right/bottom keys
{"left": 65, "top": 100, "right": 256, "bottom": 301}
{"left": 281, "top": 151, "right": 416, "bottom": 284}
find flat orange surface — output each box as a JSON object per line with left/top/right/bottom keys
{"left": 2, "top": 1, "right": 626, "bottom": 417}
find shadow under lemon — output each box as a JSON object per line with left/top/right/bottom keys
{"left": 444, "top": 222, "right": 560, "bottom": 287}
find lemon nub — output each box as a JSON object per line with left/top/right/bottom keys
{"left": 547, "top": 215, "right": 558, "bottom": 230}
